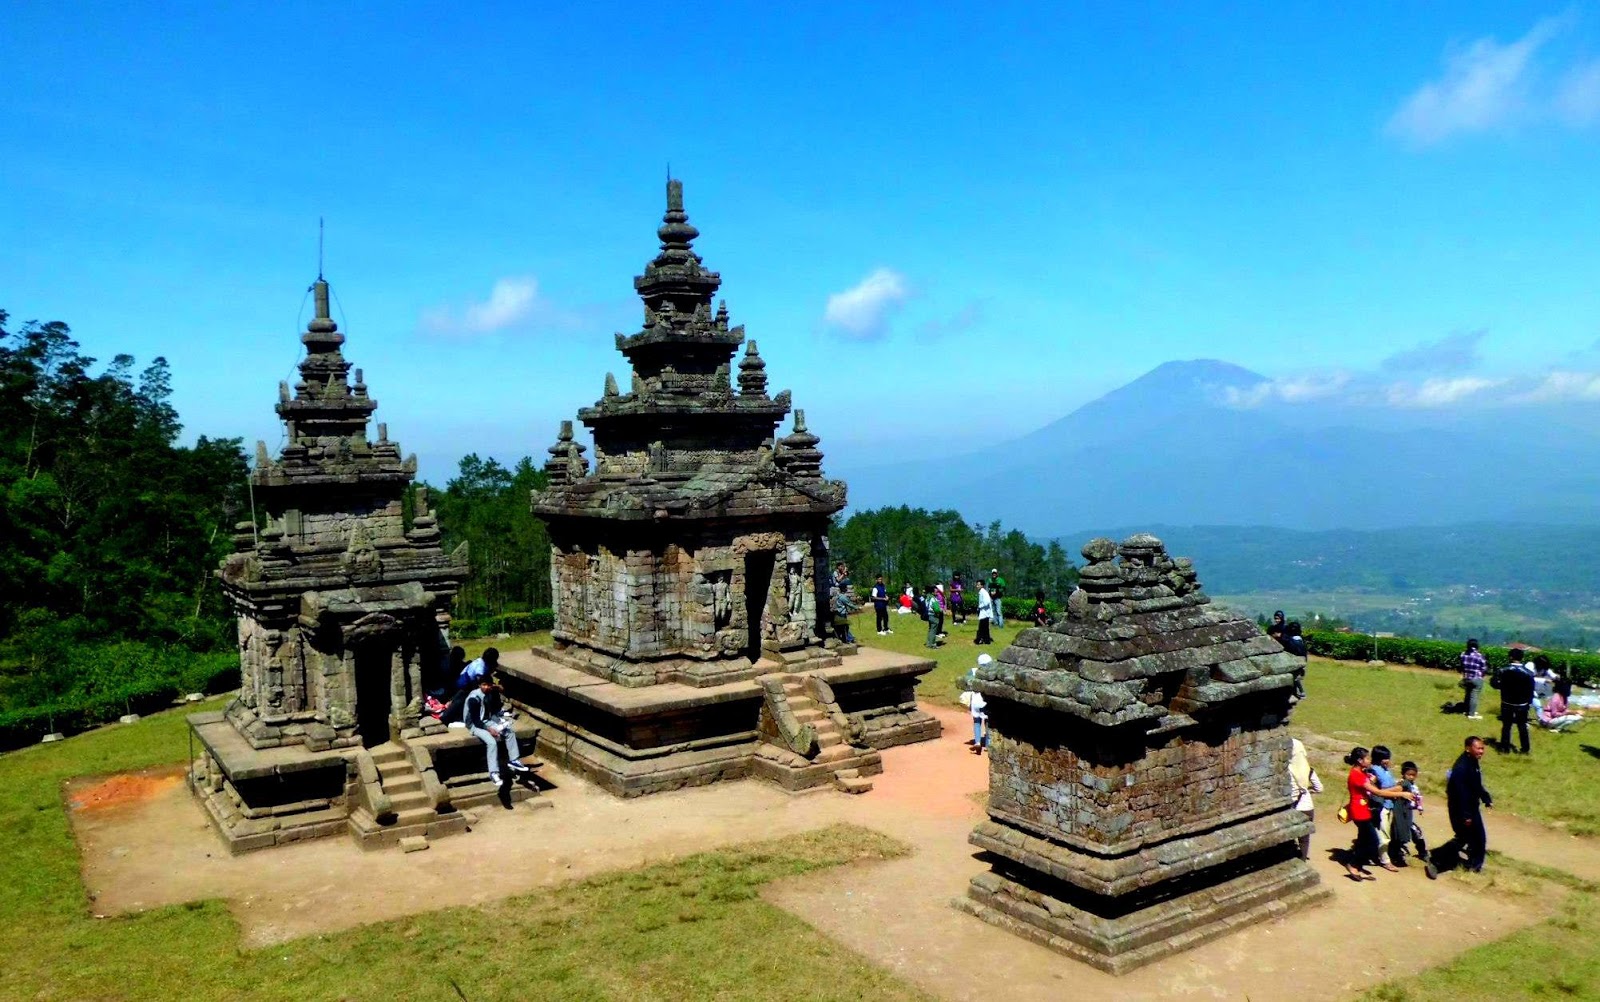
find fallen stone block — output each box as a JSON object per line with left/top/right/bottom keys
{"left": 399, "top": 835, "right": 429, "bottom": 853}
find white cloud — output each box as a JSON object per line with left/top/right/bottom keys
{"left": 823, "top": 268, "right": 910, "bottom": 340}
{"left": 1556, "top": 58, "right": 1600, "bottom": 124}
{"left": 1222, "top": 372, "right": 1352, "bottom": 409}
{"left": 1385, "top": 16, "right": 1569, "bottom": 145}
{"left": 420, "top": 276, "right": 540, "bottom": 337}
{"left": 1513, "top": 370, "right": 1600, "bottom": 402}
{"left": 1385, "top": 376, "right": 1505, "bottom": 407}
{"left": 1382, "top": 329, "right": 1486, "bottom": 374}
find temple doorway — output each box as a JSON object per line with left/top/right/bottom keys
{"left": 743, "top": 551, "right": 776, "bottom": 663}
{"left": 353, "top": 646, "right": 393, "bottom": 747}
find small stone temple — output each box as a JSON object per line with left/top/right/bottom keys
{"left": 503, "top": 179, "right": 940, "bottom": 796}
{"left": 188, "top": 278, "right": 540, "bottom": 853}
{"left": 955, "top": 533, "right": 1328, "bottom": 974}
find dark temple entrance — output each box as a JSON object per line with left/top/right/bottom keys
{"left": 353, "top": 646, "right": 393, "bottom": 747}
{"left": 744, "top": 551, "right": 776, "bottom": 664}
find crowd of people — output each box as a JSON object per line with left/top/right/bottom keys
{"left": 846, "top": 565, "right": 1053, "bottom": 651}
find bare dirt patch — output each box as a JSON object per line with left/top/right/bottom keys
{"left": 68, "top": 702, "right": 1594, "bottom": 999}
{"left": 66, "top": 766, "right": 186, "bottom": 812}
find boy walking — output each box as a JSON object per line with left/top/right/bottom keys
{"left": 1392, "top": 760, "right": 1437, "bottom": 878}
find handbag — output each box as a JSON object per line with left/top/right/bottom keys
{"left": 1337, "top": 804, "right": 1351, "bottom": 824}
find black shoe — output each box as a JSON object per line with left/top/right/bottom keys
{"left": 1425, "top": 860, "right": 1439, "bottom": 880}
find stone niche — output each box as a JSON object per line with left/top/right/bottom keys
{"left": 955, "top": 533, "right": 1329, "bottom": 974}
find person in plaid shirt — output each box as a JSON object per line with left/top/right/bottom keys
{"left": 1460, "top": 639, "right": 1488, "bottom": 720}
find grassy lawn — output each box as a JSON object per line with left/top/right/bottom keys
{"left": 0, "top": 701, "right": 925, "bottom": 1001}
{"left": 1359, "top": 861, "right": 1600, "bottom": 1001}
{"left": 1293, "top": 656, "right": 1600, "bottom": 836}
{"left": 460, "top": 630, "right": 551, "bottom": 659}
{"left": 850, "top": 610, "right": 1037, "bottom": 709}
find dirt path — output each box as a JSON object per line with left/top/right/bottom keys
{"left": 69, "top": 703, "right": 1593, "bottom": 999}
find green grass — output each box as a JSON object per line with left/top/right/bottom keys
{"left": 849, "top": 611, "right": 1039, "bottom": 708}
{"left": 460, "top": 630, "right": 551, "bottom": 660}
{"left": 0, "top": 701, "right": 926, "bottom": 1001}
{"left": 1292, "top": 657, "right": 1600, "bottom": 836}
{"left": 1358, "top": 893, "right": 1600, "bottom": 1001}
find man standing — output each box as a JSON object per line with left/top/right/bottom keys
{"left": 925, "top": 585, "right": 944, "bottom": 649}
{"left": 1496, "top": 648, "right": 1536, "bottom": 755}
{"left": 871, "top": 574, "right": 891, "bottom": 635}
{"left": 1445, "top": 735, "right": 1492, "bottom": 872}
{"left": 989, "top": 569, "right": 1006, "bottom": 628}
{"left": 1459, "top": 639, "right": 1487, "bottom": 720}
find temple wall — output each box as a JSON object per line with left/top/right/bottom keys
{"left": 548, "top": 527, "right": 827, "bottom": 662}
{"left": 987, "top": 716, "right": 1292, "bottom": 849}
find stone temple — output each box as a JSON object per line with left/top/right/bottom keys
{"left": 955, "top": 533, "right": 1328, "bottom": 973}
{"left": 501, "top": 179, "right": 940, "bottom": 796}
{"left": 188, "top": 278, "right": 539, "bottom": 853}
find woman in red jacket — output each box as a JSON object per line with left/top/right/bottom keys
{"left": 1344, "top": 746, "right": 1415, "bottom": 880}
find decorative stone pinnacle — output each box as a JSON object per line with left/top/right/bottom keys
{"left": 604, "top": 372, "right": 619, "bottom": 397}
{"left": 310, "top": 278, "right": 337, "bottom": 334}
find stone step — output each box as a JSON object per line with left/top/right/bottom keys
{"left": 369, "top": 744, "right": 407, "bottom": 765}
{"left": 816, "top": 745, "right": 857, "bottom": 765}
{"left": 347, "top": 808, "right": 469, "bottom": 851}
{"left": 792, "top": 708, "right": 825, "bottom": 724}
{"left": 388, "top": 790, "right": 432, "bottom": 811}
{"left": 383, "top": 775, "right": 424, "bottom": 797}
{"left": 834, "top": 774, "right": 873, "bottom": 794}
{"left": 394, "top": 805, "right": 445, "bottom": 827}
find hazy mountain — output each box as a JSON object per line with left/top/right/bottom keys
{"left": 839, "top": 359, "right": 1600, "bottom": 533}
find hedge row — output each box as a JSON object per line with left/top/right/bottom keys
{"left": 0, "top": 647, "right": 239, "bottom": 752}
{"left": 451, "top": 609, "right": 556, "bottom": 640}
{"left": 1305, "top": 630, "right": 1600, "bottom": 686}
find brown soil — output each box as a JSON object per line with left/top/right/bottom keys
{"left": 68, "top": 704, "right": 1599, "bottom": 999}
{"left": 67, "top": 766, "right": 186, "bottom": 812}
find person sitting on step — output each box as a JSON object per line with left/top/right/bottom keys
{"left": 464, "top": 675, "right": 530, "bottom": 786}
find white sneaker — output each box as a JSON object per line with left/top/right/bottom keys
{"left": 489, "top": 772, "right": 502, "bottom": 785}
{"left": 1467, "top": 715, "right": 1483, "bottom": 720}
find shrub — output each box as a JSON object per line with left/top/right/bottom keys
{"left": 1305, "top": 630, "right": 1600, "bottom": 686}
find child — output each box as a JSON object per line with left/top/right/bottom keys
{"left": 1394, "top": 760, "right": 1438, "bottom": 880}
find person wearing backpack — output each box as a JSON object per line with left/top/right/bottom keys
{"left": 924, "top": 585, "right": 943, "bottom": 649}
{"left": 1495, "top": 649, "right": 1536, "bottom": 754}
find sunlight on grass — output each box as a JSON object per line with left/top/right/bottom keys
{"left": 852, "top": 611, "right": 1036, "bottom": 708}
{"left": 0, "top": 700, "right": 926, "bottom": 1001}
{"left": 1292, "top": 657, "right": 1600, "bottom": 835}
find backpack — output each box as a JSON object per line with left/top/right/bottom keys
{"left": 440, "top": 687, "right": 470, "bottom": 725}
{"left": 1284, "top": 633, "right": 1307, "bottom": 657}
{"left": 913, "top": 596, "right": 927, "bottom": 620}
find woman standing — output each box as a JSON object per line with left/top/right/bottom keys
{"left": 1344, "top": 746, "right": 1415, "bottom": 880}
{"left": 1289, "top": 738, "right": 1322, "bottom": 860}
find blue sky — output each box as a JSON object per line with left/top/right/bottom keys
{"left": 4, "top": 3, "right": 1600, "bottom": 479}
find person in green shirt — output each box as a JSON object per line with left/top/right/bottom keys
{"left": 988, "top": 569, "right": 1006, "bottom": 628}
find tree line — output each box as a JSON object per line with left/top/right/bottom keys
{"left": 830, "top": 505, "right": 1078, "bottom": 604}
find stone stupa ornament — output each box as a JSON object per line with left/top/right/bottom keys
{"left": 955, "top": 533, "right": 1327, "bottom": 974}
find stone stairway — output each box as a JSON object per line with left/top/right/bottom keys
{"left": 754, "top": 673, "right": 882, "bottom": 794}
{"left": 347, "top": 742, "right": 469, "bottom": 850}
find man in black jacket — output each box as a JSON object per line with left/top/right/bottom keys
{"left": 1495, "top": 650, "right": 1536, "bottom": 754}
{"left": 1445, "top": 735, "right": 1492, "bottom": 872}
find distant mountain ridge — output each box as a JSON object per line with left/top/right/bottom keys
{"left": 839, "top": 359, "right": 1600, "bottom": 532}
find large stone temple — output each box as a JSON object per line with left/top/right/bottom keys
{"left": 500, "top": 179, "right": 940, "bottom": 796}
{"left": 955, "top": 534, "right": 1328, "bottom": 973}
{"left": 188, "top": 278, "right": 538, "bottom": 853}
